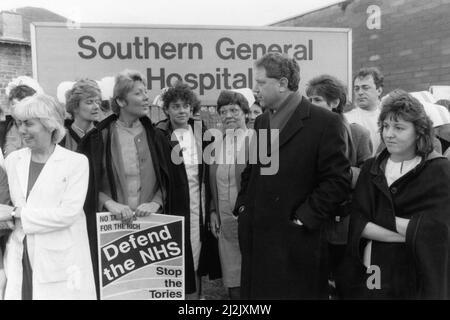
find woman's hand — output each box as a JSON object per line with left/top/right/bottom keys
{"left": 135, "top": 202, "right": 160, "bottom": 217}
{"left": 210, "top": 211, "right": 220, "bottom": 239}
{"left": 105, "top": 200, "right": 134, "bottom": 224}
{"left": 395, "top": 217, "right": 410, "bottom": 237}
{"left": 0, "top": 204, "right": 14, "bottom": 222}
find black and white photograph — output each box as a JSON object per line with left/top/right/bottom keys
{"left": 0, "top": 0, "right": 450, "bottom": 307}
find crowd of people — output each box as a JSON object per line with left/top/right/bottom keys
{"left": 0, "top": 52, "right": 449, "bottom": 300}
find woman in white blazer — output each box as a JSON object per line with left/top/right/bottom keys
{"left": 0, "top": 94, "right": 95, "bottom": 300}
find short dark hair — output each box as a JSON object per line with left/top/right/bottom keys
{"left": 353, "top": 67, "right": 384, "bottom": 89}
{"left": 216, "top": 90, "right": 250, "bottom": 114}
{"left": 379, "top": 89, "right": 434, "bottom": 157}
{"left": 8, "top": 85, "right": 36, "bottom": 102}
{"left": 65, "top": 79, "right": 101, "bottom": 117}
{"left": 255, "top": 52, "right": 300, "bottom": 92}
{"left": 306, "top": 74, "right": 347, "bottom": 114}
{"left": 161, "top": 81, "right": 200, "bottom": 115}
{"left": 111, "top": 69, "right": 146, "bottom": 114}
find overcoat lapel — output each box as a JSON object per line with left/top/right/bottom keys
{"left": 276, "top": 97, "right": 310, "bottom": 150}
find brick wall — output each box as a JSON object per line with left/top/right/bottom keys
{"left": 273, "top": 0, "right": 450, "bottom": 96}
{"left": 0, "top": 42, "right": 32, "bottom": 110}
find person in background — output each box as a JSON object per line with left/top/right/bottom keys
{"left": 345, "top": 67, "right": 384, "bottom": 155}
{"left": 2, "top": 77, "right": 43, "bottom": 156}
{"left": 306, "top": 74, "right": 373, "bottom": 299}
{"left": 436, "top": 99, "right": 450, "bottom": 112}
{"left": 346, "top": 90, "right": 450, "bottom": 299}
{"left": 210, "top": 89, "right": 252, "bottom": 299}
{"left": 97, "top": 76, "right": 116, "bottom": 121}
{"left": 435, "top": 99, "right": 450, "bottom": 153}
{"left": 156, "top": 82, "right": 220, "bottom": 299}
{"left": 247, "top": 95, "right": 264, "bottom": 129}
{"left": 0, "top": 94, "right": 96, "bottom": 299}
{"left": 3, "top": 85, "right": 38, "bottom": 157}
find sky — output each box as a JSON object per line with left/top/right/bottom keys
{"left": 0, "top": 0, "right": 342, "bottom": 26}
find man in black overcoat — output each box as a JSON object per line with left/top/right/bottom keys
{"left": 234, "top": 53, "right": 351, "bottom": 299}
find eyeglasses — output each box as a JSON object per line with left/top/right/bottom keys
{"left": 219, "top": 107, "right": 242, "bottom": 117}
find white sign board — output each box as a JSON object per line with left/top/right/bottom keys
{"left": 31, "top": 23, "right": 351, "bottom": 105}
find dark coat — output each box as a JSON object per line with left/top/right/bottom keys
{"left": 155, "top": 118, "right": 221, "bottom": 281}
{"left": 235, "top": 97, "right": 352, "bottom": 299}
{"left": 344, "top": 149, "right": 450, "bottom": 299}
{"left": 84, "top": 114, "right": 199, "bottom": 294}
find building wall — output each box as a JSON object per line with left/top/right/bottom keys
{"left": 0, "top": 42, "right": 31, "bottom": 109}
{"left": 273, "top": 0, "right": 450, "bottom": 95}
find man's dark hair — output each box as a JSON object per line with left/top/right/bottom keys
{"left": 255, "top": 52, "right": 300, "bottom": 92}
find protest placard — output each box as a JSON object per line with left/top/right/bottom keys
{"left": 97, "top": 212, "right": 184, "bottom": 300}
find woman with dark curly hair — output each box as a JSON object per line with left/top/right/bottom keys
{"left": 345, "top": 89, "right": 450, "bottom": 299}
{"left": 156, "top": 82, "right": 220, "bottom": 299}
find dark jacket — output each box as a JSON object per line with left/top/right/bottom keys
{"left": 59, "top": 117, "right": 106, "bottom": 298}
{"left": 86, "top": 114, "right": 200, "bottom": 294}
{"left": 325, "top": 119, "right": 373, "bottom": 245}
{"left": 345, "top": 149, "right": 450, "bottom": 299}
{"left": 156, "top": 118, "right": 221, "bottom": 281}
{"left": 235, "top": 97, "right": 352, "bottom": 299}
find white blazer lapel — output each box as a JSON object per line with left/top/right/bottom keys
{"left": 15, "top": 148, "right": 32, "bottom": 202}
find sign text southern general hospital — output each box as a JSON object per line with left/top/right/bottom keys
{"left": 32, "top": 24, "right": 350, "bottom": 104}
{"left": 77, "top": 36, "right": 314, "bottom": 94}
